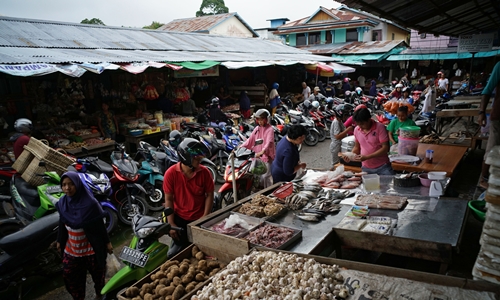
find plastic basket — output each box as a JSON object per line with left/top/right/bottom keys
{"left": 468, "top": 200, "right": 486, "bottom": 222}
{"left": 12, "top": 148, "right": 35, "bottom": 173}
{"left": 21, "top": 156, "right": 66, "bottom": 186}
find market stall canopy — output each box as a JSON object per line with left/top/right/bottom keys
{"left": 0, "top": 16, "right": 338, "bottom": 77}
{"left": 387, "top": 47, "right": 500, "bottom": 61}
{"left": 336, "top": 0, "right": 500, "bottom": 37}
{"left": 305, "top": 62, "right": 355, "bottom": 77}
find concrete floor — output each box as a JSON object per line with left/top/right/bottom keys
{"left": 11, "top": 122, "right": 489, "bottom": 299}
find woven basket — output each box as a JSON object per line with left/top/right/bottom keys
{"left": 25, "top": 138, "right": 74, "bottom": 169}
{"left": 21, "top": 156, "right": 67, "bottom": 187}
{"left": 12, "top": 148, "right": 35, "bottom": 173}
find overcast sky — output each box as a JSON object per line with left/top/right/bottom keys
{"left": 1, "top": 0, "right": 341, "bottom": 29}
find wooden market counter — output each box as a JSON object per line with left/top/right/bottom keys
{"left": 391, "top": 143, "right": 468, "bottom": 177}
{"left": 189, "top": 178, "right": 467, "bottom": 275}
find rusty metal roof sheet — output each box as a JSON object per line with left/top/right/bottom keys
{"left": 298, "top": 40, "right": 407, "bottom": 55}
{"left": 158, "top": 12, "right": 258, "bottom": 37}
{"left": 0, "top": 16, "right": 336, "bottom": 64}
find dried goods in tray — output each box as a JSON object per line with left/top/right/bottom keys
{"left": 238, "top": 194, "right": 285, "bottom": 218}
{"left": 243, "top": 223, "right": 300, "bottom": 249}
{"left": 355, "top": 194, "right": 408, "bottom": 210}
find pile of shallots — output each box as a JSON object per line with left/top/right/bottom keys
{"left": 191, "top": 251, "right": 349, "bottom": 300}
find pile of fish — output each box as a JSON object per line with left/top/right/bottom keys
{"left": 281, "top": 183, "right": 322, "bottom": 210}
{"left": 316, "top": 171, "right": 366, "bottom": 189}
{"left": 294, "top": 188, "right": 352, "bottom": 222}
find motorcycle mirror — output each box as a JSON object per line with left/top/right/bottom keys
{"left": 254, "top": 139, "right": 263, "bottom": 146}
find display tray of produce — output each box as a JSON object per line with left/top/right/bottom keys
{"left": 236, "top": 194, "right": 287, "bottom": 220}
{"left": 82, "top": 138, "right": 115, "bottom": 151}
{"left": 117, "top": 244, "right": 229, "bottom": 300}
{"left": 240, "top": 221, "right": 302, "bottom": 250}
{"left": 355, "top": 194, "right": 408, "bottom": 210}
{"left": 200, "top": 212, "right": 263, "bottom": 237}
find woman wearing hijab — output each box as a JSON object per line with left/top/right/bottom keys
{"left": 239, "top": 91, "right": 251, "bottom": 119}
{"left": 56, "top": 172, "right": 113, "bottom": 300}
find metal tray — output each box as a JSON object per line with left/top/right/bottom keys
{"left": 241, "top": 221, "right": 302, "bottom": 250}
{"left": 200, "top": 211, "right": 263, "bottom": 237}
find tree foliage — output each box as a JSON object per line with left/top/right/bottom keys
{"left": 143, "top": 21, "right": 165, "bottom": 30}
{"left": 81, "top": 18, "right": 105, "bottom": 26}
{"left": 196, "top": 0, "right": 229, "bottom": 17}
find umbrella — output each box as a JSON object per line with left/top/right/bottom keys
{"left": 305, "top": 62, "right": 356, "bottom": 84}
{"left": 327, "top": 62, "right": 356, "bottom": 73}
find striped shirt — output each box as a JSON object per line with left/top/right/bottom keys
{"left": 64, "top": 225, "right": 95, "bottom": 257}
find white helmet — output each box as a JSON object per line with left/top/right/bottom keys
{"left": 355, "top": 87, "right": 362, "bottom": 94}
{"left": 254, "top": 108, "right": 270, "bottom": 123}
{"left": 14, "top": 118, "right": 32, "bottom": 133}
{"left": 312, "top": 101, "right": 320, "bottom": 108}
{"left": 395, "top": 83, "right": 403, "bottom": 88}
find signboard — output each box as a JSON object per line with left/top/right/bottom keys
{"left": 458, "top": 33, "right": 494, "bottom": 53}
{"left": 173, "top": 65, "right": 219, "bottom": 78}
{"left": 119, "top": 246, "right": 149, "bottom": 268}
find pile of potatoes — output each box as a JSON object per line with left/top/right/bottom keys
{"left": 122, "top": 246, "right": 225, "bottom": 300}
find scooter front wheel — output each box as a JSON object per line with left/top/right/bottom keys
{"left": 117, "top": 196, "right": 149, "bottom": 225}
{"left": 317, "top": 127, "right": 326, "bottom": 142}
{"left": 145, "top": 180, "right": 165, "bottom": 212}
{"left": 304, "top": 130, "right": 319, "bottom": 146}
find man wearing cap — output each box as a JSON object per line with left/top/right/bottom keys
{"left": 307, "top": 86, "right": 327, "bottom": 102}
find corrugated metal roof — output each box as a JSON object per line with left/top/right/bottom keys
{"left": 0, "top": 16, "right": 335, "bottom": 64}
{"left": 337, "top": 0, "right": 500, "bottom": 37}
{"left": 0, "top": 47, "right": 337, "bottom": 64}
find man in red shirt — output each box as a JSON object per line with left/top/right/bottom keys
{"left": 163, "top": 138, "right": 214, "bottom": 258}
{"left": 12, "top": 118, "right": 32, "bottom": 159}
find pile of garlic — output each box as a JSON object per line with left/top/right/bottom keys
{"left": 192, "top": 250, "right": 349, "bottom": 300}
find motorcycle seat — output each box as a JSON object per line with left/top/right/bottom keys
{"left": 94, "top": 159, "right": 113, "bottom": 174}
{"left": 13, "top": 176, "right": 40, "bottom": 208}
{"left": 155, "top": 151, "right": 167, "bottom": 160}
{"left": 0, "top": 212, "right": 59, "bottom": 255}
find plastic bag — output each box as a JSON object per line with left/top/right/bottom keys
{"left": 249, "top": 158, "right": 267, "bottom": 175}
{"left": 106, "top": 253, "right": 121, "bottom": 278}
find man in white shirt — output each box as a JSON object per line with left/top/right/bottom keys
{"left": 357, "top": 75, "right": 366, "bottom": 90}
{"left": 301, "top": 82, "right": 311, "bottom": 100}
{"left": 437, "top": 72, "right": 449, "bottom": 91}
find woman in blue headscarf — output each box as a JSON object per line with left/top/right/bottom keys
{"left": 55, "top": 171, "right": 113, "bottom": 300}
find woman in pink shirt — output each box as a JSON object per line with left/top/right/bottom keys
{"left": 240, "top": 109, "right": 276, "bottom": 188}
{"left": 343, "top": 107, "right": 394, "bottom": 175}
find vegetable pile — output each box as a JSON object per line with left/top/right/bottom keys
{"left": 192, "top": 250, "right": 350, "bottom": 299}
{"left": 122, "top": 246, "right": 224, "bottom": 300}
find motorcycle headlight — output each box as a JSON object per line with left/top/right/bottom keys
{"left": 136, "top": 227, "right": 155, "bottom": 238}
{"left": 124, "top": 172, "right": 137, "bottom": 180}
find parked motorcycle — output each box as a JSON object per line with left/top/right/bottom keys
{"left": 214, "top": 140, "right": 263, "bottom": 210}
{"left": 0, "top": 212, "right": 61, "bottom": 293}
{"left": 1, "top": 166, "right": 63, "bottom": 237}
{"left": 135, "top": 141, "right": 168, "bottom": 212}
{"left": 289, "top": 110, "right": 320, "bottom": 146}
{"left": 68, "top": 156, "right": 119, "bottom": 234}
{"left": 110, "top": 144, "right": 149, "bottom": 225}
{"left": 100, "top": 207, "right": 179, "bottom": 299}
{"left": 0, "top": 167, "right": 15, "bottom": 201}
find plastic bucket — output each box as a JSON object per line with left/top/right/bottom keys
{"left": 398, "top": 137, "right": 419, "bottom": 156}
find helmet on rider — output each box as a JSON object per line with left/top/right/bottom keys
{"left": 402, "top": 87, "right": 410, "bottom": 93}
{"left": 326, "top": 97, "right": 334, "bottom": 104}
{"left": 169, "top": 130, "right": 182, "bottom": 149}
{"left": 211, "top": 97, "right": 220, "bottom": 106}
{"left": 312, "top": 101, "right": 320, "bottom": 109}
{"left": 343, "top": 78, "right": 350, "bottom": 83}
{"left": 303, "top": 100, "right": 312, "bottom": 109}
{"left": 395, "top": 83, "right": 403, "bottom": 89}
{"left": 177, "top": 138, "right": 209, "bottom": 169}
{"left": 254, "top": 108, "right": 270, "bottom": 124}
{"left": 14, "top": 118, "right": 32, "bottom": 134}
{"left": 355, "top": 104, "right": 367, "bottom": 111}
{"left": 272, "top": 82, "right": 279, "bottom": 90}
{"left": 355, "top": 87, "right": 363, "bottom": 95}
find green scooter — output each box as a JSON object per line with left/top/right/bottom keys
{"left": 101, "top": 207, "right": 179, "bottom": 298}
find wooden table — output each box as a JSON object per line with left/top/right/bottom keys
{"left": 392, "top": 143, "right": 467, "bottom": 177}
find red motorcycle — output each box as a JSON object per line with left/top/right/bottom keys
{"left": 214, "top": 140, "right": 263, "bottom": 210}
{"left": 309, "top": 109, "right": 327, "bottom": 142}
{"left": 375, "top": 91, "right": 390, "bottom": 110}
{"left": 110, "top": 144, "right": 149, "bottom": 225}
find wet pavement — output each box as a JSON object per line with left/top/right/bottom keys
{"left": 4, "top": 129, "right": 487, "bottom": 299}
